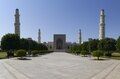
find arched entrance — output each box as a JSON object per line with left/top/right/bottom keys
{"left": 56, "top": 39, "right": 63, "bottom": 49}
{"left": 54, "top": 34, "right": 66, "bottom": 52}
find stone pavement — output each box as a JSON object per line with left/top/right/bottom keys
{"left": 0, "top": 60, "right": 29, "bottom": 79}
{"left": 1, "top": 52, "right": 120, "bottom": 79}
{"left": 0, "top": 60, "right": 15, "bottom": 79}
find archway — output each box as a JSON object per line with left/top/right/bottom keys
{"left": 56, "top": 38, "right": 63, "bottom": 49}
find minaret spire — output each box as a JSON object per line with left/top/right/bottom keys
{"left": 38, "top": 29, "right": 41, "bottom": 43}
{"left": 14, "top": 9, "right": 20, "bottom": 37}
{"left": 79, "top": 29, "right": 82, "bottom": 45}
{"left": 99, "top": 9, "right": 105, "bottom": 40}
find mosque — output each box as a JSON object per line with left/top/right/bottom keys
{"left": 14, "top": 9, "right": 105, "bottom": 52}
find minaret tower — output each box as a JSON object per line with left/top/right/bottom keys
{"left": 99, "top": 9, "right": 105, "bottom": 40}
{"left": 38, "top": 29, "right": 41, "bottom": 43}
{"left": 79, "top": 29, "right": 82, "bottom": 45}
{"left": 14, "top": 9, "right": 20, "bottom": 37}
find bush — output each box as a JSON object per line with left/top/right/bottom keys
{"left": 104, "top": 52, "right": 112, "bottom": 57}
{"left": 81, "top": 50, "right": 88, "bottom": 56}
{"left": 16, "top": 49, "right": 26, "bottom": 58}
{"left": 76, "top": 51, "right": 81, "bottom": 55}
{"left": 68, "top": 45, "right": 82, "bottom": 55}
{"left": 92, "top": 50, "right": 103, "bottom": 60}
{"left": 112, "top": 53, "right": 120, "bottom": 57}
{"left": 31, "top": 50, "right": 39, "bottom": 56}
{"left": 39, "top": 50, "right": 53, "bottom": 55}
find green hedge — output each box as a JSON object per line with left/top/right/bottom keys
{"left": 39, "top": 50, "right": 53, "bottom": 55}
{"left": 31, "top": 50, "right": 39, "bottom": 56}
{"left": 16, "top": 49, "right": 26, "bottom": 57}
{"left": 81, "top": 50, "right": 88, "bottom": 56}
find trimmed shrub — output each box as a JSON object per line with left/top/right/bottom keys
{"left": 112, "top": 53, "right": 120, "bottom": 57}
{"left": 16, "top": 49, "right": 26, "bottom": 58}
{"left": 31, "top": 50, "right": 39, "bottom": 56}
{"left": 105, "top": 52, "right": 112, "bottom": 57}
{"left": 76, "top": 51, "right": 80, "bottom": 55}
{"left": 92, "top": 50, "right": 103, "bottom": 60}
{"left": 39, "top": 50, "right": 53, "bottom": 55}
{"left": 81, "top": 50, "right": 88, "bottom": 56}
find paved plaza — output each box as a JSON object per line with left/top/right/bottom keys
{"left": 0, "top": 52, "right": 120, "bottom": 79}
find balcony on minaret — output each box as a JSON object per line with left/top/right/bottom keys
{"left": 16, "top": 9, "right": 19, "bottom": 14}
{"left": 100, "top": 9, "right": 104, "bottom": 15}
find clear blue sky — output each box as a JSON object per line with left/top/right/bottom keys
{"left": 0, "top": 0, "right": 120, "bottom": 43}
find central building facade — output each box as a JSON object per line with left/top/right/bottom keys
{"left": 54, "top": 34, "right": 66, "bottom": 52}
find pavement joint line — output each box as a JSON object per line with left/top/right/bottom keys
{"left": 1, "top": 53, "right": 120, "bottom": 79}
{"left": 88, "top": 62, "right": 113, "bottom": 79}
{"left": 91, "top": 62, "right": 119, "bottom": 79}
{"left": 4, "top": 60, "right": 31, "bottom": 79}
{"left": 1, "top": 60, "right": 30, "bottom": 79}
{"left": 102, "top": 63, "right": 120, "bottom": 79}
{"left": 1, "top": 61, "right": 17, "bottom": 79}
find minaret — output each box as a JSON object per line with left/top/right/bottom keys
{"left": 99, "top": 9, "right": 105, "bottom": 40}
{"left": 79, "top": 29, "right": 82, "bottom": 45}
{"left": 38, "top": 29, "right": 41, "bottom": 43}
{"left": 14, "top": 9, "right": 20, "bottom": 37}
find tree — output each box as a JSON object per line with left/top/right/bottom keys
{"left": 98, "top": 38, "right": 116, "bottom": 57}
{"left": 20, "top": 38, "right": 29, "bottom": 50}
{"left": 37, "top": 43, "right": 48, "bottom": 51}
{"left": 81, "top": 50, "right": 88, "bottom": 57}
{"left": 89, "top": 39, "right": 99, "bottom": 52}
{"left": 104, "top": 38, "right": 116, "bottom": 56}
{"left": 29, "top": 40, "right": 38, "bottom": 50}
{"left": 98, "top": 39, "right": 106, "bottom": 51}
{"left": 92, "top": 50, "right": 103, "bottom": 60}
{"left": 116, "top": 36, "right": 120, "bottom": 52}
{"left": 69, "top": 45, "right": 82, "bottom": 55}
{"left": 81, "top": 42, "right": 89, "bottom": 52}
{"left": 20, "top": 38, "right": 48, "bottom": 51}
{"left": 1, "top": 33, "right": 20, "bottom": 51}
